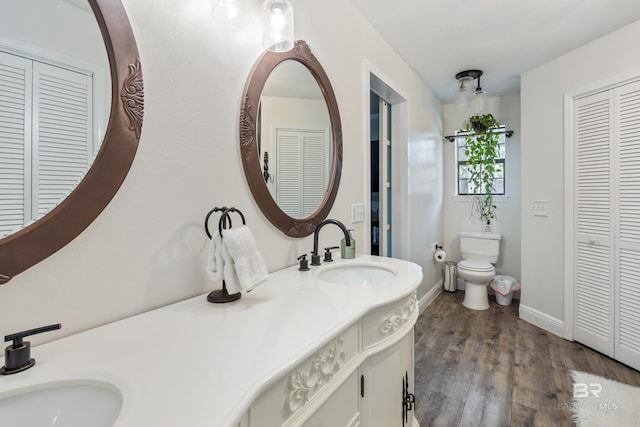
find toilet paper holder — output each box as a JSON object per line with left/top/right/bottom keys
{"left": 433, "top": 242, "right": 447, "bottom": 263}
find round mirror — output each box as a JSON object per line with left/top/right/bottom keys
{"left": 240, "top": 40, "right": 342, "bottom": 237}
{"left": 0, "top": 0, "right": 143, "bottom": 284}
{"left": 0, "top": 0, "right": 111, "bottom": 238}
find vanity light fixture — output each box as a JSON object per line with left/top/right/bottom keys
{"left": 454, "top": 69, "right": 487, "bottom": 114}
{"left": 261, "top": 0, "right": 294, "bottom": 52}
{"left": 212, "top": 0, "right": 250, "bottom": 29}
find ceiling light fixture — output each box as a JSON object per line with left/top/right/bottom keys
{"left": 261, "top": 0, "right": 294, "bottom": 52}
{"left": 454, "top": 69, "right": 487, "bottom": 114}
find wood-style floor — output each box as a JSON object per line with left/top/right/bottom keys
{"left": 413, "top": 290, "right": 640, "bottom": 427}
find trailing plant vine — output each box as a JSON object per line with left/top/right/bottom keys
{"left": 463, "top": 113, "right": 501, "bottom": 230}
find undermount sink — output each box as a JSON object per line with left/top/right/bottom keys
{"left": 317, "top": 262, "right": 398, "bottom": 285}
{"left": 0, "top": 381, "right": 122, "bottom": 427}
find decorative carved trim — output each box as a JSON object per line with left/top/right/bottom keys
{"left": 380, "top": 293, "right": 417, "bottom": 335}
{"left": 120, "top": 59, "right": 144, "bottom": 139}
{"left": 294, "top": 41, "right": 317, "bottom": 66}
{"left": 239, "top": 97, "right": 256, "bottom": 160}
{"left": 287, "top": 338, "right": 346, "bottom": 412}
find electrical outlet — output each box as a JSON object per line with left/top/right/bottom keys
{"left": 533, "top": 200, "right": 549, "bottom": 217}
{"left": 351, "top": 203, "right": 364, "bottom": 223}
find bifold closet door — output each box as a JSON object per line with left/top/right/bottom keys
{"left": 573, "top": 90, "right": 615, "bottom": 358}
{"left": 615, "top": 80, "right": 640, "bottom": 369}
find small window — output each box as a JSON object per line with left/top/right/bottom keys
{"left": 456, "top": 127, "right": 506, "bottom": 196}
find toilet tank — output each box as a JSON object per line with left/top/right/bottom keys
{"left": 459, "top": 231, "right": 502, "bottom": 263}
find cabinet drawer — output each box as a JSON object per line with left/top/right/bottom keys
{"left": 362, "top": 292, "right": 417, "bottom": 349}
{"left": 249, "top": 323, "right": 359, "bottom": 426}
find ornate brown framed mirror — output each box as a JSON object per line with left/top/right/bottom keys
{"left": 240, "top": 40, "right": 342, "bottom": 237}
{"left": 0, "top": 0, "right": 143, "bottom": 284}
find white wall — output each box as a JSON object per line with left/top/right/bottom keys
{"left": 1, "top": 0, "right": 106, "bottom": 67}
{"left": 0, "top": 0, "right": 443, "bottom": 343}
{"left": 442, "top": 94, "right": 522, "bottom": 285}
{"left": 521, "top": 19, "right": 640, "bottom": 334}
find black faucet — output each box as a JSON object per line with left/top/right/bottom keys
{"left": 311, "top": 219, "right": 351, "bottom": 266}
{"left": 1, "top": 323, "right": 61, "bottom": 375}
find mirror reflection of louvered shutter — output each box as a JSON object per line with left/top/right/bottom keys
{"left": 276, "top": 130, "right": 302, "bottom": 218}
{"left": 302, "top": 131, "right": 325, "bottom": 217}
{"left": 0, "top": 50, "right": 93, "bottom": 236}
{"left": 33, "top": 62, "right": 92, "bottom": 217}
{"left": 276, "top": 128, "right": 327, "bottom": 218}
{"left": 573, "top": 90, "right": 615, "bottom": 357}
{"left": 0, "top": 52, "right": 31, "bottom": 236}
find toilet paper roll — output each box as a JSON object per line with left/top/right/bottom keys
{"left": 434, "top": 249, "right": 446, "bottom": 263}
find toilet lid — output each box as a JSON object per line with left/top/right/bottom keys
{"left": 458, "top": 259, "right": 494, "bottom": 272}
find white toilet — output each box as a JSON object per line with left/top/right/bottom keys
{"left": 457, "top": 231, "right": 502, "bottom": 310}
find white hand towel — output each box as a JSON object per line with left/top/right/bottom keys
{"left": 206, "top": 231, "right": 224, "bottom": 282}
{"left": 222, "top": 225, "right": 268, "bottom": 292}
{"left": 221, "top": 239, "right": 242, "bottom": 294}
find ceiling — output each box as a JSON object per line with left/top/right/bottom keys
{"left": 348, "top": 0, "right": 640, "bottom": 102}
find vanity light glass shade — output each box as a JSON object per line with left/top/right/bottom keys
{"left": 471, "top": 88, "right": 487, "bottom": 115}
{"left": 212, "top": 0, "right": 250, "bottom": 29}
{"left": 261, "top": 0, "right": 294, "bottom": 52}
{"left": 454, "top": 77, "right": 474, "bottom": 111}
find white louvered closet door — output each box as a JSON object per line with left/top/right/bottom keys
{"left": 301, "top": 131, "right": 326, "bottom": 217}
{"left": 0, "top": 52, "right": 31, "bottom": 236}
{"left": 276, "top": 128, "right": 327, "bottom": 218}
{"left": 0, "top": 51, "right": 93, "bottom": 235}
{"left": 276, "top": 130, "right": 302, "bottom": 218}
{"left": 615, "top": 80, "right": 640, "bottom": 369}
{"left": 33, "top": 62, "right": 92, "bottom": 218}
{"left": 573, "top": 81, "right": 640, "bottom": 370}
{"left": 573, "top": 90, "right": 615, "bottom": 357}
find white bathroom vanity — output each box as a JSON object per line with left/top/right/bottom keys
{"left": 0, "top": 256, "right": 422, "bottom": 427}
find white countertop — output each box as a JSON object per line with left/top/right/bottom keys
{"left": 0, "top": 255, "right": 422, "bottom": 426}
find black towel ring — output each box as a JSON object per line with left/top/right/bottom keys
{"left": 218, "top": 207, "right": 246, "bottom": 236}
{"left": 204, "top": 206, "right": 232, "bottom": 239}
{"left": 205, "top": 206, "right": 246, "bottom": 304}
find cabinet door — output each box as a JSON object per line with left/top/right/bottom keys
{"left": 361, "top": 332, "right": 416, "bottom": 427}
{"left": 300, "top": 371, "right": 359, "bottom": 427}
{"left": 401, "top": 330, "right": 417, "bottom": 427}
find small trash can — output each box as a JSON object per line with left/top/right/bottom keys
{"left": 444, "top": 261, "right": 457, "bottom": 292}
{"left": 489, "top": 275, "right": 521, "bottom": 306}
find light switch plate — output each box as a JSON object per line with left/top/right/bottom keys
{"left": 351, "top": 203, "right": 364, "bottom": 223}
{"left": 533, "top": 200, "right": 549, "bottom": 217}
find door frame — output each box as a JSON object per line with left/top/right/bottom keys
{"left": 364, "top": 62, "right": 408, "bottom": 258}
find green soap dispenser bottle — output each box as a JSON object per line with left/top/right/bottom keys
{"left": 341, "top": 229, "right": 356, "bottom": 259}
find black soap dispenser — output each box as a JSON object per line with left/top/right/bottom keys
{"left": 341, "top": 229, "right": 356, "bottom": 259}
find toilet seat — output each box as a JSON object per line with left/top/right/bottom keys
{"left": 458, "top": 259, "right": 494, "bottom": 272}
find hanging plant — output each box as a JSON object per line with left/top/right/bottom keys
{"left": 463, "top": 113, "right": 501, "bottom": 230}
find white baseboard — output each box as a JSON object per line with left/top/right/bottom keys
{"left": 519, "top": 304, "right": 565, "bottom": 338}
{"left": 418, "top": 279, "right": 443, "bottom": 314}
